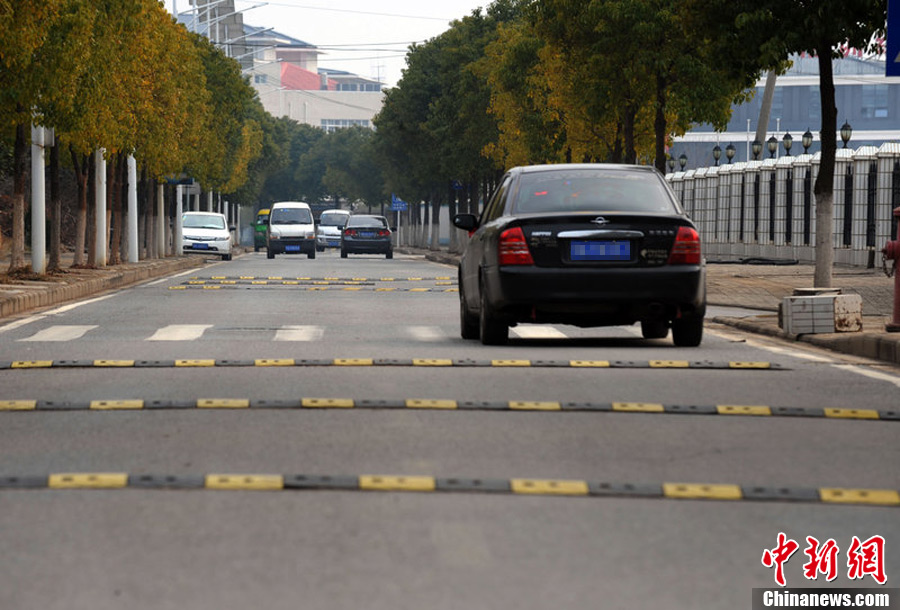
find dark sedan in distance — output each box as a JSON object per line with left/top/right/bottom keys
{"left": 340, "top": 215, "right": 393, "bottom": 259}
{"left": 452, "top": 164, "right": 706, "bottom": 346}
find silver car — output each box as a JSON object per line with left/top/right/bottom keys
{"left": 316, "top": 209, "right": 350, "bottom": 251}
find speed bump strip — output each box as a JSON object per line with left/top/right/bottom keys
{"left": 613, "top": 402, "right": 665, "bottom": 413}
{"left": 406, "top": 399, "right": 458, "bottom": 409}
{"left": 197, "top": 399, "right": 249, "bottom": 409}
{"left": 663, "top": 483, "right": 743, "bottom": 500}
{"left": 717, "top": 405, "right": 773, "bottom": 416}
{"left": 509, "top": 401, "right": 561, "bottom": 411}
{"left": 1, "top": 474, "right": 896, "bottom": 505}
{"left": 302, "top": 397, "right": 355, "bottom": 408}
{"left": 90, "top": 400, "right": 144, "bottom": 410}
{"left": 0, "top": 400, "right": 36, "bottom": 411}
{"left": 824, "top": 408, "right": 880, "bottom": 420}
{"left": 0, "top": 358, "right": 788, "bottom": 370}
{"left": 49, "top": 473, "right": 128, "bottom": 489}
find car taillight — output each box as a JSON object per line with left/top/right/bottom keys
{"left": 344, "top": 229, "right": 357, "bottom": 237}
{"left": 667, "top": 226, "right": 701, "bottom": 265}
{"left": 498, "top": 227, "right": 534, "bottom": 266}
{"left": 377, "top": 230, "right": 390, "bottom": 237}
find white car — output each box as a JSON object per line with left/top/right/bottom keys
{"left": 315, "top": 209, "right": 350, "bottom": 251}
{"left": 182, "top": 212, "right": 233, "bottom": 261}
{"left": 266, "top": 201, "right": 316, "bottom": 259}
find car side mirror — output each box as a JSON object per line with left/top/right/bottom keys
{"left": 229, "top": 225, "right": 237, "bottom": 232}
{"left": 453, "top": 214, "right": 478, "bottom": 232}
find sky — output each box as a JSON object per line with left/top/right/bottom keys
{"left": 169, "top": 0, "right": 491, "bottom": 87}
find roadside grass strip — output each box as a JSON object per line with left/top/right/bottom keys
{"left": 0, "top": 397, "right": 896, "bottom": 421}
{"left": 1, "top": 473, "right": 895, "bottom": 506}
{"left": 0, "top": 358, "right": 787, "bottom": 371}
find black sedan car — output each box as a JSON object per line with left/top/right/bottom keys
{"left": 452, "top": 164, "right": 705, "bottom": 346}
{"left": 340, "top": 215, "right": 393, "bottom": 259}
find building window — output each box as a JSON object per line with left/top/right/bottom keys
{"left": 254, "top": 74, "right": 268, "bottom": 85}
{"left": 321, "top": 119, "right": 371, "bottom": 133}
{"left": 808, "top": 85, "right": 820, "bottom": 124}
{"left": 862, "top": 85, "right": 889, "bottom": 119}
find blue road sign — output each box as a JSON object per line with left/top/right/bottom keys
{"left": 889, "top": 0, "right": 900, "bottom": 76}
{"left": 390, "top": 193, "right": 408, "bottom": 212}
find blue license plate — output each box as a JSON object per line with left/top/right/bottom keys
{"left": 570, "top": 240, "right": 630, "bottom": 261}
{"left": 328, "top": 240, "right": 340, "bottom": 247}
{"left": 359, "top": 231, "right": 375, "bottom": 238}
{"left": 285, "top": 245, "right": 301, "bottom": 252}
{"left": 191, "top": 243, "right": 209, "bottom": 250}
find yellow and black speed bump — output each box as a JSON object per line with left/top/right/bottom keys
{"left": 2, "top": 396, "right": 897, "bottom": 421}
{"left": 1, "top": 473, "right": 897, "bottom": 506}
{"left": 187, "top": 276, "right": 455, "bottom": 283}
{"left": 0, "top": 358, "right": 788, "bottom": 371}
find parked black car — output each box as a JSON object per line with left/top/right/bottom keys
{"left": 340, "top": 215, "right": 393, "bottom": 259}
{"left": 452, "top": 164, "right": 706, "bottom": 346}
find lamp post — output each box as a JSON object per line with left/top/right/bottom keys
{"left": 752, "top": 139, "right": 762, "bottom": 161}
{"left": 767, "top": 136, "right": 778, "bottom": 158}
{"left": 783, "top": 132, "right": 793, "bottom": 156}
{"left": 667, "top": 156, "right": 675, "bottom": 173}
{"left": 678, "top": 153, "right": 687, "bottom": 170}
{"left": 712, "top": 144, "right": 721, "bottom": 166}
{"left": 725, "top": 143, "right": 736, "bottom": 164}
{"left": 802, "top": 129, "right": 813, "bottom": 154}
{"left": 840, "top": 121, "right": 852, "bottom": 148}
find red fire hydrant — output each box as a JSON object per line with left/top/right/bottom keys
{"left": 883, "top": 206, "right": 900, "bottom": 332}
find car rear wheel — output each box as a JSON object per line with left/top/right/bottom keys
{"left": 340, "top": 248, "right": 348, "bottom": 259}
{"left": 386, "top": 250, "right": 393, "bottom": 259}
{"left": 672, "top": 314, "right": 703, "bottom": 347}
{"left": 640, "top": 320, "right": 668, "bottom": 339}
{"left": 308, "top": 250, "right": 316, "bottom": 259}
{"left": 479, "top": 284, "right": 508, "bottom": 345}
{"left": 267, "top": 250, "right": 275, "bottom": 259}
{"left": 459, "top": 283, "right": 479, "bottom": 340}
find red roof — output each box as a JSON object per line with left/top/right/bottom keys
{"left": 281, "top": 63, "right": 336, "bottom": 91}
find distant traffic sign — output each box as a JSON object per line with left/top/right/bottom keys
{"left": 390, "top": 193, "right": 408, "bottom": 212}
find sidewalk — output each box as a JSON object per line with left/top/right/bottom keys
{"left": 2, "top": 248, "right": 899, "bottom": 366}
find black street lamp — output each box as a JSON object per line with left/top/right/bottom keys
{"left": 782, "top": 132, "right": 793, "bottom": 156}
{"left": 767, "top": 136, "right": 778, "bottom": 158}
{"left": 678, "top": 153, "right": 687, "bottom": 170}
{"left": 725, "top": 143, "right": 736, "bottom": 163}
{"left": 802, "top": 129, "right": 813, "bottom": 153}
{"left": 667, "top": 156, "right": 675, "bottom": 173}
{"left": 752, "top": 139, "right": 762, "bottom": 160}
{"left": 840, "top": 121, "right": 852, "bottom": 148}
{"left": 712, "top": 144, "right": 721, "bottom": 166}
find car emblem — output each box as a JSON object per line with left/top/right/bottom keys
{"left": 591, "top": 217, "right": 609, "bottom": 226}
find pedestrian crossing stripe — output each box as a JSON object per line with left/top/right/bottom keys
{"left": 4, "top": 472, "right": 893, "bottom": 506}
{"left": 0, "top": 396, "right": 894, "bottom": 421}
{"left": 0, "top": 358, "right": 787, "bottom": 370}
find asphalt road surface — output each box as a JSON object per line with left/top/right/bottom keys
{"left": 1, "top": 249, "right": 898, "bottom": 610}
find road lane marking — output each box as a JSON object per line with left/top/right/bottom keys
{"left": 831, "top": 364, "right": 900, "bottom": 389}
{"left": 17, "top": 325, "right": 98, "bottom": 342}
{"left": 407, "top": 326, "right": 445, "bottom": 341}
{"left": 146, "top": 324, "right": 212, "bottom": 341}
{"left": 511, "top": 326, "right": 568, "bottom": 340}
{"left": 273, "top": 325, "right": 324, "bottom": 341}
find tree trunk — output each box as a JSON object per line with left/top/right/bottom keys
{"left": 755, "top": 71, "right": 778, "bottom": 145}
{"left": 71, "top": 149, "right": 88, "bottom": 267}
{"left": 430, "top": 190, "right": 442, "bottom": 251}
{"left": 623, "top": 107, "right": 638, "bottom": 164}
{"left": 654, "top": 75, "right": 668, "bottom": 173}
{"left": 814, "top": 48, "right": 836, "bottom": 288}
{"left": 8, "top": 122, "right": 28, "bottom": 273}
{"left": 448, "top": 181, "right": 459, "bottom": 253}
{"left": 48, "top": 140, "right": 61, "bottom": 272}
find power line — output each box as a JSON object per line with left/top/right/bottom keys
{"left": 235, "top": 0, "right": 453, "bottom": 21}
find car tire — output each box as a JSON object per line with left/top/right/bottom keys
{"left": 316, "top": 246, "right": 324, "bottom": 252}
{"left": 340, "top": 248, "right": 348, "bottom": 259}
{"left": 267, "top": 249, "right": 275, "bottom": 259}
{"left": 386, "top": 250, "right": 393, "bottom": 259}
{"left": 459, "top": 283, "right": 479, "bottom": 340}
{"left": 672, "top": 314, "right": 703, "bottom": 347}
{"left": 254, "top": 245, "right": 260, "bottom": 252}
{"left": 308, "top": 250, "right": 316, "bottom": 259}
{"left": 640, "top": 319, "right": 668, "bottom": 339}
{"left": 479, "top": 282, "right": 508, "bottom": 345}
{"left": 221, "top": 253, "right": 232, "bottom": 261}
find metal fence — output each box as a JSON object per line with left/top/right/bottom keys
{"left": 667, "top": 143, "right": 900, "bottom": 266}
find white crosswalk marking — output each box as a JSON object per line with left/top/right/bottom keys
{"left": 407, "top": 326, "right": 445, "bottom": 341}
{"left": 146, "top": 324, "right": 212, "bottom": 341}
{"left": 17, "top": 325, "right": 98, "bottom": 342}
{"left": 274, "top": 326, "right": 324, "bottom": 341}
{"left": 511, "top": 325, "right": 568, "bottom": 340}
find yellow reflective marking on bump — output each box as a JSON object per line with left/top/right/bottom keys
{"left": 267, "top": 276, "right": 283, "bottom": 280}
{"left": 206, "top": 474, "right": 284, "bottom": 491}
{"left": 649, "top": 360, "right": 690, "bottom": 368}
{"left": 342, "top": 287, "right": 363, "bottom": 291}
{"left": 511, "top": 479, "right": 589, "bottom": 496}
{"left": 281, "top": 281, "right": 299, "bottom": 285}
{"left": 324, "top": 277, "right": 339, "bottom": 281}
{"left": 202, "top": 285, "right": 222, "bottom": 290}
{"left": 409, "top": 288, "right": 429, "bottom": 292}
{"left": 296, "top": 277, "right": 312, "bottom": 281}
{"left": 406, "top": 399, "right": 458, "bottom": 410}
{"left": 211, "top": 276, "right": 226, "bottom": 279}
{"left": 169, "top": 286, "right": 187, "bottom": 290}
{"left": 729, "top": 361, "right": 771, "bottom": 369}
{"left": 90, "top": 400, "right": 143, "bottom": 410}
{"left": 412, "top": 359, "right": 453, "bottom": 367}
{"left": 491, "top": 360, "right": 531, "bottom": 367}
{"left": 407, "top": 277, "right": 423, "bottom": 281}
{"left": 509, "top": 401, "right": 561, "bottom": 411}
{"left": 49, "top": 473, "right": 128, "bottom": 489}
{"left": 313, "top": 281, "right": 330, "bottom": 285}
{"left": 221, "top": 280, "right": 236, "bottom": 285}
{"left": 334, "top": 358, "right": 373, "bottom": 366}
{"left": 443, "top": 288, "right": 459, "bottom": 292}
{"left": 251, "top": 280, "right": 267, "bottom": 285}
{"left": 819, "top": 488, "right": 900, "bottom": 506}
{"left": 11, "top": 361, "right": 53, "bottom": 369}
{"left": 380, "top": 277, "right": 395, "bottom": 281}
{"left": 376, "top": 287, "right": 397, "bottom": 292}
{"left": 717, "top": 405, "right": 772, "bottom": 416}
{"left": 612, "top": 402, "right": 665, "bottom": 413}
{"left": 187, "top": 280, "right": 205, "bottom": 285}
{"left": 570, "top": 360, "right": 611, "bottom": 368}
{"left": 360, "top": 475, "right": 436, "bottom": 492}
{"left": 255, "top": 359, "right": 295, "bottom": 367}
{"left": 93, "top": 360, "right": 135, "bottom": 368}
{"left": 197, "top": 399, "right": 249, "bottom": 409}
{"left": 0, "top": 400, "right": 37, "bottom": 411}
{"left": 351, "top": 277, "right": 367, "bottom": 281}
{"left": 435, "top": 276, "right": 451, "bottom": 280}
{"left": 824, "top": 408, "right": 880, "bottom": 420}
{"left": 663, "top": 483, "right": 742, "bottom": 500}
{"left": 239, "top": 276, "right": 255, "bottom": 280}
{"left": 175, "top": 359, "right": 216, "bottom": 367}
{"left": 302, "top": 398, "right": 355, "bottom": 408}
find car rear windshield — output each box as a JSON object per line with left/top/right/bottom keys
{"left": 320, "top": 212, "right": 348, "bottom": 226}
{"left": 513, "top": 169, "right": 677, "bottom": 214}
{"left": 348, "top": 217, "right": 387, "bottom": 228}
{"left": 271, "top": 207, "right": 312, "bottom": 224}
{"left": 183, "top": 214, "right": 225, "bottom": 230}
